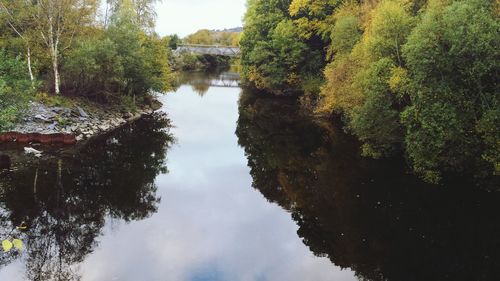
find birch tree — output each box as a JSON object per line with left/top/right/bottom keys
{"left": 0, "top": 1, "right": 36, "bottom": 82}
{"left": 32, "top": 0, "right": 98, "bottom": 94}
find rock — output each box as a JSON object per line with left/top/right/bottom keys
{"left": 98, "top": 124, "right": 110, "bottom": 131}
{"left": 62, "top": 108, "right": 72, "bottom": 117}
{"left": 123, "top": 112, "right": 133, "bottom": 119}
{"left": 51, "top": 107, "right": 63, "bottom": 113}
{"left": 47, "top": 122, "right": 57, "bottom": 130}
{"left": 24, "top": 147, "right": 42, "bottom": 157}
{"left": 34, "top": 114, "right": 50, "bottom": 122}
{"left": 77, "top": 106, "right": 89, "bottom": 118}
{"left": 9, "top": 97, "right": 155, "bottom": 145}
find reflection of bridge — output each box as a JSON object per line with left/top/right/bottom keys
{"left": 210, "top": 72, "right": 240, "bottom": 88}
{"left": 178, "top": 71, "right": 241, "bottom": 95}
{"left": 175, "top": 44, "right": 241, "bottom": 57}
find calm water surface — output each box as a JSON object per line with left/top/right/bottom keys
{"left": 0, "top": 72, "right": 499, "bottom": 281}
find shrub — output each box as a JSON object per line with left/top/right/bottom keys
{"left": 0, "top": 51, "right": 35, "bottom": 131}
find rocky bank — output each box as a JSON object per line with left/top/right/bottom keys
{"left": 1, "top": 100, "right": 161, "bottom": 144}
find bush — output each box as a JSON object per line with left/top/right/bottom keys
{"left": 0, "top": 51, "right": 35, "bottom": 131}
{"left": 62, "top": 10, "right": 174, "bottom": 104}
{"left": 402, "top": 0, "right": 499, "bottom": 181}
{"left": 63, "top": 38, "right": 124, "bottom": 99}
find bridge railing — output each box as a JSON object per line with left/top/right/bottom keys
{"left": 177, "top": 44, "right": 240, "bottom": 49}
{"left": 175, "top": 44, "right": 241, "bottom": 57}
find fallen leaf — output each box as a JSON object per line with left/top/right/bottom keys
{"left": 2, "top": 240, "right": 12, "bottom": 252}
{"left": 12, "top": 239, "right": 23, "bottom": 251}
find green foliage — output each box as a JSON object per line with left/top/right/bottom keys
{"left": 362, "top": 0, "right": 415, "bottom": 64}
{"left": 476, "top": 109, "right": 500, "bottom": 176}
{"left": 174, "top": 52, "right": 203, "bottom": 71}
{"left": 165, "top": 34, "right": 181, "bottom": 49}
{"left": 184, "top": 29, "right": 213, "bottom": 45}
{"left": 183, "top": 29, "right": 241, "bottom": 46}
{"left": 289, "top": 0, "right": 340, "bottom": 40}
{"left": 35, "top": 92, "right": 73, "bottom": 107}
{"left": 239, "top": 0, "right": 497, "bottom": 182}
{"left": 173, "top": 52, "right": 231, "bottom": 72}
{"left": 175, "top": 28, "right": 239, "bottom": 71}
{"left": 61, "top": 2, "right": 174, "bottom": 103}
{"left": 241, "top": 0, "right": 326, "bottom": 94}
{"left": 329, "top": 14, "right": 361, "bottom": 56}
{"left": 1, "top": 0, "right": 173, "bottom": 112}
{"left": 349, "top": 58, "right": 402, "bottom": 158}
{"left": 401, "top": 0, "right": 500, "bottom": 181}
{"left": 315, "top": 0, "right": 499, "bottom": 182}
{"left": 63, "top": 38, "right": 124, "bottom": 98}
{"left": 0, "top": 51, "right": 34, "bottom": 131}
{"left": 120, "top": 95, "right": 139, "bottom": 113}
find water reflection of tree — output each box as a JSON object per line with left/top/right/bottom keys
{"left": 236, "top": 90, "right": 500, "bottom": 281}
{"left": 0, "top": 113, "right": 174, "bottom": 280}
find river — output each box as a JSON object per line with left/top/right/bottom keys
{"left": 0, "top": 72, "right": 499, "bottom": 281}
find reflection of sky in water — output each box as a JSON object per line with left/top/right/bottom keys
{"left": 0, "top": 82, "right": 356, "bottom": 281}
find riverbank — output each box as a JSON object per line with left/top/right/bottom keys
{"left": 0, "top": 99, "right": 162, "bottom": 145}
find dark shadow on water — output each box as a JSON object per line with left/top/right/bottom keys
{"left": 236, "top": 90, "right": 500, "bottom": 281}
{"left": 0, "top": 113, "right": 174, "bottom": 280}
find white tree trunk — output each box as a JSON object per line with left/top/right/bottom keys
{"left": 27, "top": 47, "right": 34, "bottom": 82}
{"left": 53, "top": 53, "right": 60, "bottom": 95}
{"left": 48, "top": 15, "right": 61, "bottom": 95}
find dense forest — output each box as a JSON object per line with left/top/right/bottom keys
{"left": 0, "top": 0, "right": 174, "bottom": 130}
{"left": 240, "top": 0, "right": 499, "bottom": 183}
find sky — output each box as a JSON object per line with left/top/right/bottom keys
{"left": 155, "top": 0, "right": 247, "bottom": 37}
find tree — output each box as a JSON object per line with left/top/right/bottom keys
{"left": 288, "top": 0, "right": 339, "bottom": 40}
{"left": 402, "top": 0, "right": 499, "bottom": 181}
{"left": 31, "top": 0, "right": 98, "bottom": 95}
{"left": 241, "top": 0, "right": 325, "bottom": 94}
{"left": 104, "top": 0, "right": 161, "bottom": 32}
{"left": 63, "top": 37, "right": 124, "bottom": 98}
{"left": 0, "top": 51, "right": 34, "bottom": 131}
{"left": 184, "top": 29, "right": 214, "bottom": 45}
{"left": 106, "top": 0, "right": 173, "bottom": 98}
{"left": 0, "top": 1, "right": 36, "bottom": 82}
{"left": 165, "top": 34, "right": 181, "bottom": 50}
{"left": 318, "top": 1, "right": 362, "bottom": 113}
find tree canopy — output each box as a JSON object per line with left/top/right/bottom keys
{"left": 0, "top": 0, "right": 174, "bottom": 102}
{"left": 240, "top": 0, "right": 499, "bottom": 182}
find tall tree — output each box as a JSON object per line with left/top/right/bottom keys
{"left": 104, "top": 0, "right": 161, "bottom": 32}
{"left": 32, "top": 0, "right": 98, "bottom": 94}
{"left": 0, "top": 1, "right": 36, "bottom": 82}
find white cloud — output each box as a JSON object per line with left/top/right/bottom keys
{"left": 155, "top": 0, "right": 247, "bottom": 37}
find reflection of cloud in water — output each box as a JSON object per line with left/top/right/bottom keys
{"left": 78, "top": 77, "right": 354, "bottom": 281}
{"left": 81, "top": 166, "right": 353, "bottom": 281}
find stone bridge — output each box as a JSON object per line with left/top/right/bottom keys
{"left": 175, "top": 44, "right": 241, "bottom": 57}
